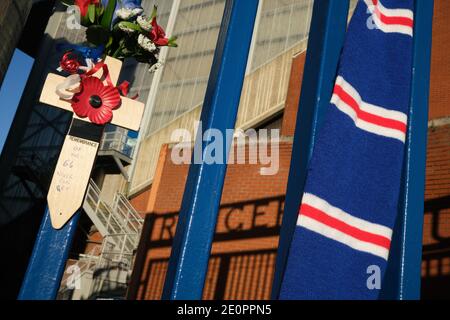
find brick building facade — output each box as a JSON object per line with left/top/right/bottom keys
{"left": 128, "top": 141, "right": 292, "bottom": 300}
{"left": 420, "top": 0, "right": 450, "bottom": 299}
{"left": 127, "top": 0, "right": 449, "bottom": 300}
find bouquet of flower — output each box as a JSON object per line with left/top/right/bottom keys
{"left": 61, "top": 0, "right": 177, "bottom": 71}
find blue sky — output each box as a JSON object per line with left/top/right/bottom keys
{"left": 0, "top": 49, "right": 34, "bottom": 155}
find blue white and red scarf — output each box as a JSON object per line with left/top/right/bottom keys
{"left": 280, "top": 0, "right": 414, "bottom": 299}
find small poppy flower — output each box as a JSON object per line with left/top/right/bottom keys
{"left": 75, "top": 0, "right": 101, "bottom": 17}
{"left": 71, "top": 77, "right": 121, "bottom": 125}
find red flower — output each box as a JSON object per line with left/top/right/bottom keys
{"left": 75, "top": 0, "right": 100, "bottom": 17}
{"left": 150, "top": 17, "right": 170, "bottom": 46}
{"left": 71, "top": 77, "right": 121, "bottom": 125}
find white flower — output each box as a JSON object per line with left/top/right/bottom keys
{"left": 149, "top": 61, "right": 164, "bottom": 73}
{"left": 137, "top": 15, "right": 152, "bottom": 32}
{"left": 138, "top": 34, "right": 157, "bottom": 52}
{"left": 132, "top": 8, "right": 144, "bottom": 16}
{"left": 116, "top": 7, "right": 144, "bottom": 20}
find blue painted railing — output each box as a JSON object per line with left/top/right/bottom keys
{"left": 18, "top": 208, "right": 80, "bottom": 300}
{"left": 18, "top": 0, "right": 434, "bottom": 300}
{"left": 0, "top": 50, "right": 34, "bottom": 155}
{"left": 162, "top": 0, "right": 260, "bottom": 300}
{"left": 380, "top": 0, "right": 434, "bottom": 300}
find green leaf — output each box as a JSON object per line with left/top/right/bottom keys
{"left": 86, "top": 25, "right": 111, "bottom": 46}
{"left": 96, "top": 5, "right": 104, "bottom": 18}
{"left": 106, "top": 36, "right": 114, "bottom": 49}
{"left": 88, "top": 4, "right": 96, "bottom": 24}
{"left": 117, "top": 21, "right": 142, "bottom": 33}
{"left": 150, "top": 5, "right": 158, "bottom": 19}
{"left": 101, "top": 0, "right": 117, "bottom": 30}
{"left": 168, "top": 36, "right": 178, "bottom": 48}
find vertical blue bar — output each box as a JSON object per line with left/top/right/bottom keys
{"left": 0, "top": 50, "right": 34, "bottom": 155}
{"left": 271, "top": 0, "right": 350, "bottom": 299}
{"left": 380, "top": 0, "right": 434, "bottom": 300}
{"left": 18, "top": 208, "right": 80, "bottom": 300}
{"left": 162, "top": 0, "right": 259, "bottom": 300}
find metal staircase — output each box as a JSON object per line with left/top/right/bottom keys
{"left": 83, "top": 180, "right": 142, "bottom": 253}
{"left": 58, "top": 179, "right": 144, "bottom": 300}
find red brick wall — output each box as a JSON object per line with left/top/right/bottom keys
{"left": 421, "top": 123, "right": 450, "bottom": 298}
{"left": 419, "top": 0, "right": 450, "bottom": 298}
{"left": 425, "top": 124, "right": 450, "bottom": 201}
{"left": 429, "top": 0, "right": 450, "bottom": 120}
{"left": 128, "top": 141, "right": 292, "bottom": 300}
{"left": 129, "top": 187, "right": 151, "bottom": 214}
{"left": 281, "top": 53, "right": 306, "bottom": 137}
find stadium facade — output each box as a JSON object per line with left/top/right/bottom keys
{"left": 0, "top": 0, "right": 448, "bottom": 300}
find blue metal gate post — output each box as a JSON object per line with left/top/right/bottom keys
{"left": 18, "top": 208, "right": 80, "bottom": 300}
{"left": 380, "top": 0, "right": 434, "bottom": 300}
{"left": 162, "top": 0, "right": 259, "bottom": 300}
{"left": 271, "top": 0, "right": 350, "bottom": 299}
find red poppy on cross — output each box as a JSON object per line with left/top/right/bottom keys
{"left": 39, "top": 56, "right": 144, "bottom": 229}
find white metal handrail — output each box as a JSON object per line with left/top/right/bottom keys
{"left": 113, "top": 193, "right": 143, "bottom": 234}
{"left": 15, "top": 152, "right": 142, "bottom": 299}
{"left": 60, "top": 179, "right": 144, "bottom": 299}
{"left": 59, "top": 247, "right": 101, "bottom": 295}
{"left": 85, "top": 181, "right": 130, "bottom": 237}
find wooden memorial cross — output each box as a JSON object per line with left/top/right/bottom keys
{"left": 39, "top": 56, "right": 144, "bottom": 229}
